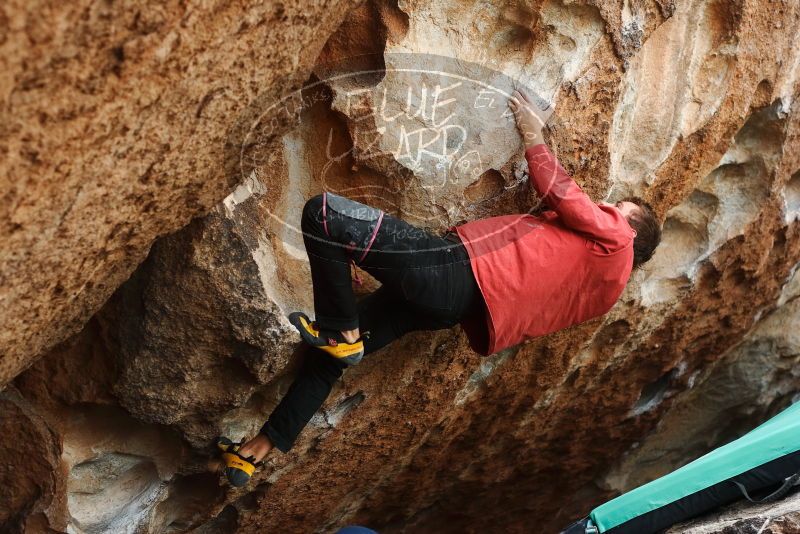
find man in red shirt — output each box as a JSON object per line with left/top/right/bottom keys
{"left": 218, "top": 90, "right": 662, "bottom": 486}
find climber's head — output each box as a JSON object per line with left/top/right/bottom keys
{"left": 617, "top": 197, "right": 661, "bottom": 268}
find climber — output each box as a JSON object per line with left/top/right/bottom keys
{"left": 216, "top": 89, "right": 662, "bottom": 486}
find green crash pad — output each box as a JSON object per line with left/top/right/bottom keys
{"left": 590, "top": 401, "right": 800, "bottom": 532}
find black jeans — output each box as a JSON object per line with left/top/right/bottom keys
{"left": 260, "top": 194, "right": 482, "bottom": 452}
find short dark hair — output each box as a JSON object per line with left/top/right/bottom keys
{"left": 623, "top": 197, "right": 661, "bottom": 268}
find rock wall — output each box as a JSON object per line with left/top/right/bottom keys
{"left": 3, "top": 0, "right": 800, "bottom": 532}
{"left": 0, "top": 0, "right": 360, "bottom": 385}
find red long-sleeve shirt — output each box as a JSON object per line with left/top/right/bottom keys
{"left": 456, "top": 144, "right": 635, "bottom": 355}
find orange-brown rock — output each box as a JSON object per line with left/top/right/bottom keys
{"left": 0, "top": 0, "right": 360, "bottom": 385}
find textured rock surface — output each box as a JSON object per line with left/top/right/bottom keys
{"left": 605, "top": 265, "right": 800, "bottom": 493}
{"left": 105, "top": 199, "right": 304, "bottom": 448}
{"left": 0, "top": 0, "right": 360, "bottom": 385}
{"left": 0, "top": 389, "right": 62, "bottom": 532}
{"left": 2, "top": 0, "right": 800, "bottom": 533}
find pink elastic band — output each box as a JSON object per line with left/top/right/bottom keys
{"left": 359, "top": 211, "right": 384, "bottom": 263}
{"left": 322, "top": 192, "right": 330, "bottom": 236}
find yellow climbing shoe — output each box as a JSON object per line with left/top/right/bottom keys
{"left": 288, "top": 312, "right": 366, "bottom": 365}
{"left": 216, "top": 437, "right": 258, "bottom": 487}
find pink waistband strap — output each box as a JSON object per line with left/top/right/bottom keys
{"left": 358, "top": 211, "right": 384, "bottom": 263}
{"left": 321, "top": 192, "right": 330, "bottom": 237}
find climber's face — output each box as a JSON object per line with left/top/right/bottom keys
{"left": 615, "top": 200, "right": 640, "bottom": 220}
{"left": 603, "top": 200, "right": 640, "bottom": 221}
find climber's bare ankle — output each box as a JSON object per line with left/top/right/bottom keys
{"left": 341, "top": 328, "right": 360, "bottom": 344}
{"left": 239, "top": 433, "right": 273, "bottom": 463}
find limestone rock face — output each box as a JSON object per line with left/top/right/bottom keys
{"left": 604, "top": 265, "right": 800, "bottom": 493}
{"left": 0, "top": 0, "right": 361, "bottom": 385}
{"left": 0, "top": 389, "right": 61, "bottom": 532}
{"left": 3, "top": 0, "right": 800, "bottom": 533}
{"left": 106, "top": 198, "right": 303, "bottom": 447}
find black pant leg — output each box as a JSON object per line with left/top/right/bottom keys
{"left": 260, "top": 287, "right": 407, "bottom": 452}
{"left": 260, "top": 348, "right": 347, "bottom": 453}
{"left": 259, "top": 282, "right": 477, "bottom": 452}
{"left": 359, "top": 213, "right": 478, "bottom": 326}
{"left": 301, "top": 194, "right": 360, "bottom": 331}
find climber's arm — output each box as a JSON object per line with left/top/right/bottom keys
{"left": 508, "top": 88, "right": 551, "bottom": 149}
{"left": 524, "top": 145, "right": 627, "bottom": 248}
{"left": 509, "top": 90, "right": 629, "bottom": 250}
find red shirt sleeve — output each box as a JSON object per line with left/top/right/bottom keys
{"left": 525, "top": 143, "right": 634, "bottom": 252}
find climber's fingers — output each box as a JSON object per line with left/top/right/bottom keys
{"left": 510, "top": 91, "right": 537, "bottom": 117}
{"left": 518, "top": 90, "right": 537, "bottom": 111}
{"left": 526, "top": 89, "right": 555, "bottom": 119}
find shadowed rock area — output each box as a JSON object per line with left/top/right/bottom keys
{"left": 2, "top": 0, "right": 800, "bottom": 532}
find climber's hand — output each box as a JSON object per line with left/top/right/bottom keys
{"left": 508, "top": 89, "right": 554, "bottom": 149}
